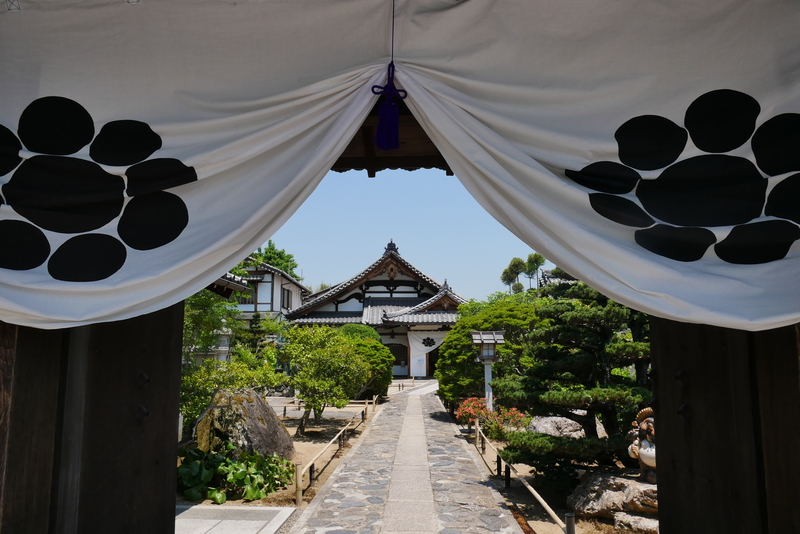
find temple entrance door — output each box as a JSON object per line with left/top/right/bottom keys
{"left": 426, "top": 347, "right": 440, "bottom": 377}
{"left": 385, "top": 343, "right": 408, "bottom": 377}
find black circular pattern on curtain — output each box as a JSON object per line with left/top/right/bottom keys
{"left": 0, "top": 96, "right": 197, "bottom": 281}
{"left": 566, "top": 89, "right": 800, "bottom": 264}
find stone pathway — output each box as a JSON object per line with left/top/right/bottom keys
{"left": 288, "top": 384, "right": 524, "bottom": 534}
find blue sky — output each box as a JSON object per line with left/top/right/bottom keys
{"left": 268, "top": 168, "right": 552, "bottom": 300}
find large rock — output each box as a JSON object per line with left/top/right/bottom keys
{"left": 527, "top": 412, "right": 608, "bottom": 439}
{"left": 195, "top": 389, "right": 295, "bottom": 460}
{"left": 613, "top": 512, "right": 660, "bottom": 533}
{"left": 567, "top": 472, "right": 657, "bottom": 518}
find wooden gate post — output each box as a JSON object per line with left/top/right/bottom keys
{"left": 0, "top": 302, "right": 184, "bottom": 534}
{"left": 650, "top": 318, "right": 800, "bottom": 533}
{"left": 0, "top": 323, "right": 64, "bottom": 533}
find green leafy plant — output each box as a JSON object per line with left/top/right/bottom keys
{"left": 216, "top": 450, "right": 295, "bottom": 503}
{"left": 177, "top": 445, "right": 295, "bottom": 504}
{"left": 177, "top": 446, "right": 228, "bottom": 501}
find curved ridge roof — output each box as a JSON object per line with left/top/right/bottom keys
{"left": 383, "top": 281, "right": 467, "bottom": 319}
{"left": 287, "top": 241, "right": 443, "bottom": 318}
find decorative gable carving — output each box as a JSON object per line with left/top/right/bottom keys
{"left": 423, "top": 295, "right": 460, "bottom": 312}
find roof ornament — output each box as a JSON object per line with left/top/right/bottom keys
{"left": 385, "top": 240, "right": 399, "bottom": 254}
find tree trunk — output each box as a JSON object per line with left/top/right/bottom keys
{"left": 313, "top": 405, "right": 325, "bottom": 423}
{"left": 297, "top": 408, "right": 311, "bottom": 435}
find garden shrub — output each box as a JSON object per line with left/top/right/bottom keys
{"left": 455, "top": 397, "right": 531, "bottom": 440}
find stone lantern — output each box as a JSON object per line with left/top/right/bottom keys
{"left": 470, "top": 330, "right": 505, "bottom": 411}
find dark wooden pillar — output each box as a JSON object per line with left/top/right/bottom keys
{"left": 651, "top": 318, "right": 800, "bottom": 534}
{"left": 0, "top": 323, "right": 65, "bottom": 533}
{"left": 0, "top": 303, "right": 184, "bottom": 534}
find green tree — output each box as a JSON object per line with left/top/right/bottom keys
{"left": 437, "top": 277, "right": 651, "bottom": 487}
{"left": 508, "top": 257, "right": 526, "bottom": 282}
{"left": 339, "top": 323, "right": 382, "bottom": 342}
{"left": 435, "top": 297, "right": 540, "bottom": 405}
{"left": 351, "top": 338, "right": 394, "bottom": 398}
{"left": 182, "top": 289, "right": 245, "bottom": 361}
{"left": 248, "top": 240, "right": 301, "bottom": 280}
{"left": 280, "top": 326, "right": 369, "bottom": 434}
{"left": 500, "top": 268, "right": 517, "bottom": 293}
{"left": 523, "top": 252, "right": 546, "bottom": 293}
{"left": 515, "top": 285, "right": 649, "bottom": 438}
{"left": 338, "top": 324, "right": 394, "bottom": 398}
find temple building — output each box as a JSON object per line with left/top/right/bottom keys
{"left": 286, "top": 241, "right": 467, "bottom": 378}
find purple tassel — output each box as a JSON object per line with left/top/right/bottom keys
{"left": 376, "top": 99, "right": 400, "bottom": 150}
{"left": 371, "top": 62, "right": 407, "bottom": 151}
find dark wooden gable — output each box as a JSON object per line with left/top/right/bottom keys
{"left": 330, "top": 100, "right": 453, "bottom": 178}
{"left": 287, "top": 247, "right": 441, "bottom": 318}
{"left": 417, "top": 294, "right": 461, "bottom": 312}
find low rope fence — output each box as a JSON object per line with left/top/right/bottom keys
{"left": 290, "top": 395, "right": 379, "bottom": 505}
{"left": 473, "top": 420, "right": 576, "bottom": 534}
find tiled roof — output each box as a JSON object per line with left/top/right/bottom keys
{"left": 216, "top": 271, "right": 248, "bottom": 290}
{"left": 382, "top": 311, "right": 460, "bottom": 325}
{"left": 287, "top": 242, "right": 442, "bottom": 318}
{"left": 290, "top": 312, "right": 363, "bottom": 325}
{"left": 245, "top": 259, "right": 311, "bottom": 294}
{"left": 362, "top": 297, "right": 427, "bottom": 325}
{"left": 383, "top": 281, "right": 467, "bottom": 319}
{"left": 206, "top": 271, "right": 249, "bottom": 297}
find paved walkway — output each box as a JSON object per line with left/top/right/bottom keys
{"left": 176, "top": 382, "right": 525, "bottom": 534}
{"left": 288, "top": 383, "right": 524, "bottom": 534}
{"left": 176, "top": 505, "right": 294, "bottom": 534}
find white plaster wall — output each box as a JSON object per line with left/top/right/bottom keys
{"left": 337, "top": 299, "right": 363, "bottom": 312}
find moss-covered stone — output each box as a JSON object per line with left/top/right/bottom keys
{"left": 194, "top": 388, "right": 295, "bottom": 460}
